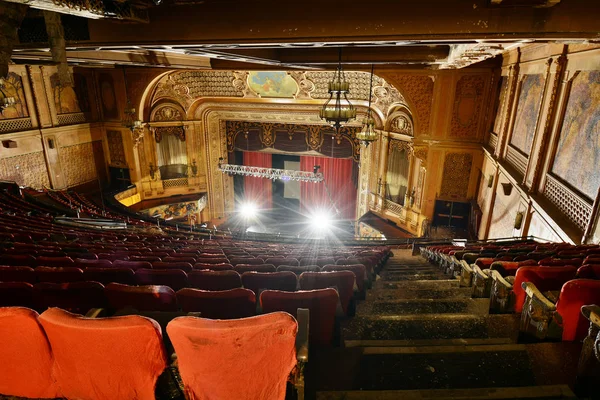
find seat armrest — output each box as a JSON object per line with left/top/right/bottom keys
{"left": 295, "top": 308, "right": 309, "bottom": 363}
{"left": 490, "top": 269, "right": 513, "bottom": 289}
{"left": 581, "top": 305, "right": 600, "bottom": 326}
{"left": 85, "top": 308, "right": 106, "bottom": 318}
{"left": 461, "top": 260, "right": 473, "bottom": 274}
{"left": 522, "top": 282, "right": 556, "bottom": 311}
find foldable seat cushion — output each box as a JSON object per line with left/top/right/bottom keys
{"left": 83, "top": 267, "right": 136, "bottom": 285}
{"left": 39, "top": 307, "right": 167, "bottom": 400}
{"left": 299, "top": 271, "right": 356, "bottom": 315}
{"left": 261, "top": 288, "right": 338, "bottom": 346}
{"left": 513, "top": 266, "right": 578, "bottom": 313}
{"left": 105, "top": 283, "right": 178, "bottom": 312}
{"left": 0, "top": 265, "right": 35, "bottom": 283}
{"left": 187, "top": 270, "right": 242, "bottom": 291}
{"left": 135, "top": 268, "right": 189, "bottom": 291}
{"left": 0, "top": 307, "right": 59, "bottom": 398}
{"left": 234, "top": 264, "right": 277, "bottom": 273}
{"left": 177, "top": 288, "right": 256, "bottom": 318}
{"left": 34, "top": 282, "right": 107, "bottom": 314}
{"left": 556, "top": 279, "right": 600, "bottom": 341}
{"left": 35, "top": 266, "right": 84, "bottom": 283}
{"left": 277, "top": 265, "right": 321, "bottom": 274}
{"left": 167, "top": 312, "right": 297, "bottom": 400}
{"left": 241, "top": 271, "right": 298, "bottom": 297}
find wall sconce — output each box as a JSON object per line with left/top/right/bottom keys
{"left": 487, "top": 175, "right": 494, "bottom": 188}
{"left": 149, "top": 163, "right": 156, "bottom": 180}
{"left": 514, "top": 211, "right": 524, "bottom": 230}
{"left": 501, "top": 182, "right": 513, "bottom": 196}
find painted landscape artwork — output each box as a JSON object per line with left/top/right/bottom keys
{"left": 510, "top": 74, "right": 545, "bottom": 155}
{"left": 552, "top": 71, "right": 600, "bottom": 200}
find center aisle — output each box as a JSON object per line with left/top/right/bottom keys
{"left": 308, "top": 249, "right": 580, "bottom": 400}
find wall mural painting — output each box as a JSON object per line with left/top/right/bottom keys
{"left": 141, "top": 197, "right": 206, "bottom": 221}
{"left": 98, "top": 73, "right": 119, "bottom": 120}
{"left": 493, "top": 76, "right": 508, "bottom": 134}
{"left": 0, "top": 72, "right": 28, "bottom": 120}
{"left": 247, "top": 71, "right": 298, "bottom": 98}
{"left": 551, "top": 71, "right": 600, "bottom": 200}
{"left": 51, "top": 73, "right": 90, "bottom": 114}
{"left": 510, "top": 74, "right": 545, "bottom": 155}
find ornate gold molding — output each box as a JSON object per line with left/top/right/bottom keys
{"left": 496, "top": 54, "right": 521, "bottom": 158}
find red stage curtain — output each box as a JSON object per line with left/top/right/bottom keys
{"left": 300, "top": 156, "right": 356, "bottom": 220}
{"left": 243, "top": 152, "right": 272, "bottom": 210}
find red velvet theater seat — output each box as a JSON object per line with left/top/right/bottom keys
{"left": 0, "top": 254, "right": 36, "bottom": 267}
{"left": 188, "top": 270, "right": 243, "bottom": 291}
{"left": 36, "top": 256, "right": 74, "bottom": 268}
{"left": 74, "top": 258, "right": 114, "bottom": 269}
{"left": 113, "top": 259, "right": 153, "bottom": 271}
{"left": 241, "top": 271, "right": 298, "bottom": 297}
{"left": 34, "top": 282, "right": 107, "bottom": 314}
{"left": 193, "top": 257, "right": 230, "bottom": 264}
{"left": 230, "top": 257, "right": 265, "bottom": 266}
{"left": 277, "top": 265, "right": 321, "bottom": 274}
{"left": 556, "top": 279, "right": 600, "bottom": 341}
{"left": 0, "top": 265, "right": 35, "bottom": 283}
{"left": 167, "top": 312, "right": 297, "bottom": 400}
{"left": 299, "top": 271, "right": 356, "bottom": 316}
{"left": 177, "top": 288, "right": 256, "bottom": 319}
{"left": 39, "top": 307, "right": 167, "bottom": 400}
{"left": 193, "top": 262, "right": 234, "bottom": 271}
{"left": 300, "top": 257, "right": 336, "bottom": 267}
{"left": 105, "top": 283, "right": 178, "bottom": 312}
{"left": 261, "top": 288, "right": 339, "bottom": 346}
{"left": 577, "top": 264, "right": 600, "bottom": 279}
{"left": 235, "top": 263, "right": 277, "bottom": 273}
{"left": 152, "top": 261, "right": 193, "bottom": 273}
{"left": 266, "top": 257, "right": 298, "bottom": 267}
{"left": 35, "top": 266, "right": 84, "bottom": 283}
{"left": 513, "top": 266, "right": 578, "bottom": 313}
{"left": 0, "top": 307, "right": 59, "bottom": 398}
{"left": 323, "top": 264, "right": 367, "bottom": 293}
{"left": 0, "top": 282, "right": 34, "bottom": 308}
{"left": 82, "top": 267, "right": 136, "bottom": 285}
{"left": 135, "top": 268, "right": 189, "bottom": 291}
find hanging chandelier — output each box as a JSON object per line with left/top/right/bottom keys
{"left": 121, "top": 67, "right": 144, "bottom": 145}
{"left": 356, "top": 64, "right": 378, "bottom": 147}
{"left": 319, "top": 48, "right": 356, "bottom": 133}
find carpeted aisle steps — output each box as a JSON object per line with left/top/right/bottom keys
{"left": 309, "top": 249, "right": 580, "bottom": 400}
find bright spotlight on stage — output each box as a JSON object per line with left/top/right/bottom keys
{"left": 240, "top": 202, "right": 258, "bottom": 218}
{"left": 309, "top": 210, "right": 332, "bottom": 230}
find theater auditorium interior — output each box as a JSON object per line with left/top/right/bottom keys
{"left": 0, "top": 0, "right": 600, "bottom": 399}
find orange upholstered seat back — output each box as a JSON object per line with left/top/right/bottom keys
{"left": 0, "top": 307, "right": 59, "bottom": 399}
{"left": 168, "top": 312, "right": 297, "bottom": 400}
{"left": 39, "top": 307, "right": 167, "bottom": 400}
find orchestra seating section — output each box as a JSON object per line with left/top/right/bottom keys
{"left": 421, "top": 241, "right": 600, "bottom": 342}
{"left": 0, "top": 185, "right": 389, "bottom": 398}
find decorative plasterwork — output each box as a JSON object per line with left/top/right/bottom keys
{"left": 232, "top": 71, "right": 259, "bottom": 98}
{"left": 413, "top": 145, "right": 428, "bottom": 162}
{"left": 450, "top": 74, "right": 486, "bottom": 139}
{"left": 151, "top": 75, "right": 194, "bottom": 109}
{"left": 389, "top": 138, "right": 413, "bottom": 154}
{"left": 150, "top": 103, "right": 185, "bottom": 122}
{"left": 440, "top": 152, "right": 473, "bottom": 199}
{"left": 377, "top": 73, "right": 434, "bottom": 135}
{"left": 387, "top": 109, "right": 414, "bottom": 136}
{"left": 153, "top": 126, "right": 186, "bottom": 142}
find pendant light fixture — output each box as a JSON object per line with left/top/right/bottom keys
{"left": 319, "top": 48, "right": 356, "bottom": 133}
{"left": 356, "top": 64, "right": 378, "bottom": 147}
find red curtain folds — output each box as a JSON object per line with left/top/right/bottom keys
{"left": 243, "top": 152, "right": 273, "bottom": 210}
{"left": 300, "top": 156, "right": 356, "bottom": 220}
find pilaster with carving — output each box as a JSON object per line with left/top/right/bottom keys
{"left": 496, "top": 53, "right": 521, "bottom": 159}
{"left": 529, "top": 51, "right": 567, "bottom": 193}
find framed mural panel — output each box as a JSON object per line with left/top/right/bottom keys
{"left": 510, "top": 74, "right": 545, "bottom": 155}
{"left": 551, "top": 70, "right": 600, "bottom": 200}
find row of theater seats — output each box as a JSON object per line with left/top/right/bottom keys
{"left": 0, "top": 306, "right": 306, "bottom": 400}
{"left": 421, "top": 241, "right": 600, "bottom": 341}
